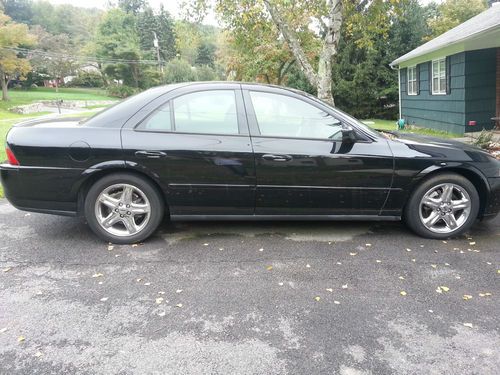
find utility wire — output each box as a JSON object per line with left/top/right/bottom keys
{"left": 0, "top": 46, "right": 162, "bottom": 65}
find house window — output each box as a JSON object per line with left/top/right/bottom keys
{"left": 407, "top": 66, "right": 417, "bottom": 95}
{"left": 432, "top": 58, "right": 447, "bottom": 95}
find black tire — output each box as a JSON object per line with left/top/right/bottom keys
{"left": 84, "top": 173, "right": 165, "bottom": 244}
{"left": 404, "top": 173, "right": 479, "bottom": 239}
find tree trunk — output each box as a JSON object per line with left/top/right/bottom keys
{"left": 264, "top": 0, "right": 342, "bottom": 106}
{"left": 1, "top": 69, "right": 9, "bottom": 101}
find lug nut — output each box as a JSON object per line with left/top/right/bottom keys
{"left": 126, "top": 204, "right": 130, "bottom": 208}
{"left": 120, "top": 214, "right": 124, "bottom": 218}
{"left": 127, "top": 211, "right": 131, "bottom": 215}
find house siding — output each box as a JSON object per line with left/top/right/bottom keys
{"left": 400, "top": 52, "right": 466, "bottom": 134}
{"left": 464, "top": 48, "right": 497, "bottom": 132}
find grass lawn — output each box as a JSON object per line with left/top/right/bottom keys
{"left": 362, "top": 119, "right": 460, "bottom": 139}
{"left": 0, "top": 87, "right": 116, "bottom": 121}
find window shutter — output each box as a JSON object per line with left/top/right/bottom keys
{"left": 401, "top": 68, "right": 406, "bottom": 94}
{"left": 445, "top": 56, "right": 451, "bottom": 94}
{"left": 416, "top": 65, "right": 420, "bottom": 95}
{"left": 429, "top": 61, "right": 433, "bottom": 94}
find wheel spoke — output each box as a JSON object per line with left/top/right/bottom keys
{"left": 451, "top": 198, "right": 469, "bottom": 211}
{"left": 423, "top": 211, "right": 441, "bottom": 227}
{"left": 442, "top": 213, "right": 458, "bottom": 230}
{"left": 441, "top": 184, "right": 453, "bottom": 202}
{"left": 99, "top": 194, "right": 119, "bottom": 210}
{"left": 101, "top": 212, "right": 121, "bottom": 228}
{"left": 422, "top": 196, "right": 441, "bottom": 209}
{"left": 122, "top": 216, "right": 138, "bottom": 234}
{"left": 121, "top": 186, "right": 134, "bottom": 205}
{"left": 130, "top": 203, "right": 150, "bottom": 215}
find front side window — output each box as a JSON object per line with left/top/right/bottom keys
{"left": 432, "top": 58, "right": 447, "bottom": 95}
{"left": 249, "top": 91, "right": 342, "bottom": 140}
{"left": 173, "top": 90, "right": 239, "bottom": 134}
{"left": 407, "top": 66, "right": 417, "bottom": 95}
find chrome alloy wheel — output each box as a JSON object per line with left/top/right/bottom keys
{"left": 95, "top": 183, "right": 151, "bottom": 237}
{"left": 419, "top": 183, "right": 471, "bottom": 234}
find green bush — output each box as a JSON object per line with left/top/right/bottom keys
{"left": 194, "top": 65, "right": 218, "bottom": 81}
{"left": 66, "top": 72, "right": 105, "bottom": 88}
{"left": 164, "top": 59, "right": 197, "bottom": 84}
{"left": 106, "top": 84, "right": 138, "bottom": 98}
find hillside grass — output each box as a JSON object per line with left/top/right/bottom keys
{"left": 0, "top": 87, "right": 116, "bottom": 121}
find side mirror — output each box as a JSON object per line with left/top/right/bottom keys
{"left": 341, "top": 124, "right": 356, "bottom": 143}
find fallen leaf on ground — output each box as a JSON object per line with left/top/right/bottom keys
{"left": 376, "top": 260, "right": 382, "bottom": 263}
{"left": 278, "top": 282, "right": 284, "bottom": 286}
{"left": 431, "top": 264, "right": 437, "bottom": 269}
{"left": 306, "top": 264, "right": 311, "bottom": 268}
{"left": 34, "top": 351, "right": 42, "bottom": 358}
{"left": 400, "top": 291, "right": 407, "bottom": 296}
{"left": 455, "top": 275, "right": 461, "bottom": 279}
{"left": 219, "top": 248, "right": 224, "bottom": 251}
{"left": 155, "top": 297, "right": 163, "bottom": 304}
{"left": 176, "top": 289, "right": 183, "bottom": 293}
{"left": 442, "top": 241, "right": 447, "bottom": 244}
{"left": 131, "top": 244, "right": 138, "bottom": 248}
{"left": 411, "top": 258, "right": 416, "bottom": 262}
{"left": 445, "top": 263, "right": 450, "bottom": 266}
{"left": 92, "top": 273, "right": 103, "bottom": 278}
{"left": 350, "top": 252, "right": 357, "bottom": 256}
{"left": 463, "top": 323, "right": 473, "bottom": 328}
{"left": 365, "top": 244, "right": 372, "bottom": 247}
{"left": 342, "top": 284, "right": 348, "bottom": 289}
{"left": 266, "top": 266, "right": 273, "bottom": 271}
{"left": 158, "top": 311, "right": 166, "bottom": 317}
{"left": 136, "top": 278, "right": 142, "bottom": 282}
{"left": 436, "top": 286, "right": 450, "bottom": 293}
{"left": 100, "top": 297, "right": 108, "bottom": 302}
{"left": 144, "top": 282, "right": 151, "bottom": 286}
{"left": 0, "top": 328, "right": 7, "bottom": 333}
{"left": 107, "top": 245, "right": 114, "bottom": 251}
{"left": 259, "top": 248, "right": 264, "bottom": 252}
{"left": 314, "top": 296, "right": 321, "bottom": 301}
{"left": 469, "top": 242, "right": 476, "bottom": 245}
{"left": 18, "top": 336, "right": 25, "bottom": 342}
{"left": 336, "top": 262, "right": 342, "bottom": 265}
{"left": 463, "top": 295, "right": 473, "bottom": 300}
{"left": 203, "top": 243, "right": 209, "bottom": 246}
{"left": 406, "top": 248, "right": 411, "bottom": 252}
{"left": 428, "top": 310, "right": 433, "bottom": 313}
{"left": 497, "top": 270, "right": 500, "bottom": 274}
{"left": 2, "top": 267, "right": 12, "bottom": 273}
{"left": 479, "top": 292, "right": 492, "bottom": 297}
{"left": 333, "top": 300, "right": 340, "bottom": 304}
{"left": 158, "top": 291, "right": 165, "bottom": 295}
{"left": 326, "top": 288, "right": 333, "bottom": 292}
{"left": 398, "top": 276, "right": 405, "bottom": 280}
{"left": 175, "top": 303, "right": 183, "bottom": 308}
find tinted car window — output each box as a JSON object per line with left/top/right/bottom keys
{"left": 249, "top": 91, "right": 342, "bottom": 139}
{"left": 137, "top": 102, "right": 172, "bottom": 131}
{"left": 173, "top": 90, "right": 239, "bottom": 135}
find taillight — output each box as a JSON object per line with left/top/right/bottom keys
{"left": 6, "top": 146, "right": 19, "bottom": 166}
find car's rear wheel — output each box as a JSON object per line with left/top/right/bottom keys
{"left": 84, "top": 173, "right": 164, "bottom": 244}
{"left": 404, "top": 173, "right": 479, "bottom": 239}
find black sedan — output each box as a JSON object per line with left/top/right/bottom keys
{"left": 1, "top": 82, "right": 500, "bottom": 243}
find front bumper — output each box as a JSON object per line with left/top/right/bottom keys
{"left": 483, "top": 177, "right": 500, "bottom": 219}
{"left": 0, "top": 164, "right": 82, "bottom": 216}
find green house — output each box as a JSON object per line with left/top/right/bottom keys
{"left": 390, "top": 4, "right": 500, "bottom": 135}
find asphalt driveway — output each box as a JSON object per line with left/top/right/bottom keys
{"left": 0, "top": 199, "right": 499, "bottom": 375}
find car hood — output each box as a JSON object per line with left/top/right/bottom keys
{"left": 385, "top": 131, "right": 494, "bottom": 162}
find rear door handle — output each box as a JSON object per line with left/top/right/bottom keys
{"left": 135, "top": 150, "right": 167, "bottom": 159}
{"left": 262, "top": 154, "right": 292, "bottom": 162}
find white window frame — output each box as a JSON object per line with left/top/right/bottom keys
{"left": 432, "top": 57, "right": 447, "bottom": 95}
{"left": 407, "top": 66, "right": 417, "bottom": 96}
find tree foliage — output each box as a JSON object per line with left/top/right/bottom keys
{"left": 0, "top": 10, "right": 36, "bottom": 100}
{"left": 427, "top": 0, "right": 488, "bottom": 39}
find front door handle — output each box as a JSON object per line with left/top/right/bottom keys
{"left": 135, "top": 150, "right": 167, "bottom": 159}
{"left": 262, "top": 154, "right": 292, "bottom": 162}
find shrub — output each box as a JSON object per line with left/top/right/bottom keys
{"left": 194, "top": 65, "right": 218, "bottom": 81}
{"left": 107, "top": 84, "right": 138, "bottom": 98}
{"left": 472, "top": 130, "right": 494, "bottom": 150}
{"left": 164, "top": 59, "right": 197, "bottom": 84}
{"left": 66, "top": 72, "right": 105, "bottom": 88}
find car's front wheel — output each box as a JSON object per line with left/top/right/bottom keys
{"left": 404, "top": 173, "right": 479, "bottom": 239}
{"left": 84, "top": 173, "right": 165, "bottom": 244}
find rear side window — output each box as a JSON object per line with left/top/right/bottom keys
{"left": 174, "top": 90, "right": 239, "bottom": 134}
{"left": 138, "top": 102, "right": 172, "bottom": 131}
